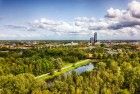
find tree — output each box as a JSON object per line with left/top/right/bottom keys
{"left": 100, "top": 43, "right": 106, "bottom": 48}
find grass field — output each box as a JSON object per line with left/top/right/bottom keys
{"left": 36, "top": 59, "right": 92, "bottom": 80}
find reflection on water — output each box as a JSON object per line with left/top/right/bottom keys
{"left": 64, "top": 63, "right": 94, "bottom": 76}
{"left": 74, "top": 63, "right": 94, "bottom": 74}
{"left": 47, "top": 63, "right": 94, "bottom": 87}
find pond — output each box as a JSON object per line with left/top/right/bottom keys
{"left": 74, "top": 63, "right": 94, "bottom": 74}
{"left": 64, "top": 63, "right": 94, "bottom": 76}
{"left": 46, "top": 63, "right": 94, "bottom": 87}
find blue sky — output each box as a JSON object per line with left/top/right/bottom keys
{"left": 0, "top": 0, "right": 128, "bottom": 22}
{"left": 0, "top": 0, "right": 140, "bottom": 40}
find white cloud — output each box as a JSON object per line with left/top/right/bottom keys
{"left": 105, "top": 8, "right": 123, "bottom": 18}
{"left": 128, "top": 0, "right": 140, "bottom": 18}
{"left": 1, "top": 0, "right": 140, "bottom": 40}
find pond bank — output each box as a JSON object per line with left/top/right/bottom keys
{"left": 36, "top": 59, "right": 95, "bottom": 80}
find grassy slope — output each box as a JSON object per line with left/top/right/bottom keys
{"left": 35, "top": 59, "right": 92, "bottom": 80}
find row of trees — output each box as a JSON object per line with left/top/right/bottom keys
{"left": 0, "top": 50, "right": 139, "bottom": 94}
{"left": 44, "top": 48, "right": 140, "bottom": 94}
{"left": 0, "top": 44, "right": 139, "bottom": 94}
{"left": 0, "top": 47, "right": 86, "bottom": 76}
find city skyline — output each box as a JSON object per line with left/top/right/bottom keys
{"left": 0, "top": 0, "right": 140, "bottom": 40}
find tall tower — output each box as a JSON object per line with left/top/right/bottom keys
{"left": 90, "top": 32, "right": 97, "bottom": 45}
{"left": 94, "top": 32, "right": 97, "bottom": 43}
{"left": 90, "top": 37, "right": 94, "bottom": 43}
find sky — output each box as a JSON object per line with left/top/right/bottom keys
{"left": 0, "top": 0, "right": 140, "bottom": 40}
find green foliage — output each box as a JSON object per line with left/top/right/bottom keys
{"left": 0, "top": 73, "right": 46, "bottom": 94}
{"left": 0, "top": 44, "right": 139, "bottom": 94}
{"left": 0, "top": 47, "right": 86, "bottom": 76}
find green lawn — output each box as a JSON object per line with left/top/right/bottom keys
{"left": 36, "top": 59, "right": 92, "bottom": 81}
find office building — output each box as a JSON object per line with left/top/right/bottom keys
{"left": 94, "top": 32, "right": 97, "bottom": 43}
{"left": 90, "top": 32, "right": 97, "bottom": 45}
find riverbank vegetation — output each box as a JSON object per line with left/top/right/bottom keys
{"left": 36, "top": 59, "right": 92, "bottom": 80}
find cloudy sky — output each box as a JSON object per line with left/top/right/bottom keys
{"left": 0, "top": 0, "right": 140, "bottom": 40}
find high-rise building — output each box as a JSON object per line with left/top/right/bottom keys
{"left": 90, "top": 37, "right": 94, "bottom": 44}
{"left": 94, "top": 32, "right": 97, "bottom": 43}
{"left": 90, "top": 32, "right": 97, "bottom": 45}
